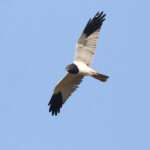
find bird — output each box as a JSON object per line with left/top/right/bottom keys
{"left": 48, "top": 11, "right": 109, "bottom": 116}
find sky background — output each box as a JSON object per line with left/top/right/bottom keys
{"left": 0, "top": 0, "right": 150, "bottom": 150}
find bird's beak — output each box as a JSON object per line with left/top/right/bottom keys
{"left": 66, "top": 67, "right": 69, "bottom": 71}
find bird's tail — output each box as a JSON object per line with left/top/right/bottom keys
{"left": 91, "top": 72, "right": 109, "bottom": 82}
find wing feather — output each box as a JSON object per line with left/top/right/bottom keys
{"left": 74, "top": 11, "right": 106, "bottom": 66}
{"left": 48, "top": 73, "right": 84, "bottom": 115}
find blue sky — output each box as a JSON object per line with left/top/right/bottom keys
{"left": 0, "top": 0, "right": 150, "bottom": 149}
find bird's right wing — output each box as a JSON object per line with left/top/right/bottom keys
{"left": 74, "top": 11, "right": 106, "bottom": 66}
{"left": 48, "top": 73, "right": 84, "bottom": 115}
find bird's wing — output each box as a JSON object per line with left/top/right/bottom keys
{"left": 74, "top": 11, "right": 106, "bottom": 66}
{"left": 48, "top": 73, "right": 84, "bottom": 115}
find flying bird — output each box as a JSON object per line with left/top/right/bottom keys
{"left": 48, "top": 11, "right": 109, "bottom": 115}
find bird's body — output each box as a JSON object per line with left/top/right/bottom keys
{"left": 48, "top": 11, "right": 109, "bottom": 115}
{"left": 73, "top": 61, "right": 95, "bottom": 76}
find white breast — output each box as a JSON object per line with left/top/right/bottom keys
{"left": 74, "top": 61, "right": 95, "bottom": 76}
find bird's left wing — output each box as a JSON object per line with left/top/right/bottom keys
{"left": 74, "top": 11, "right": 106, "bottom": 66}
{"left": 48, "top": 73, "right": 84, "bottom": 115}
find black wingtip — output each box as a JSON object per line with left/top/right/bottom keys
{"left": 48, "top": 92, "right": 63, "bottom": 116}
{"left": 83, "top": 11, "right": 106, "bottom": 37}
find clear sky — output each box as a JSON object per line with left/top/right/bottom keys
{"left": 0, "top": 0, "right": 150, "bottom": 150}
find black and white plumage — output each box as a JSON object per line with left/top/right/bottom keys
{"left": 48, "top": 11, "right": 109, "bottom": 116}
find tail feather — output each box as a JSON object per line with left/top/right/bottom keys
{"left": 92, "top": 72, "right": 109, "bottom": 82}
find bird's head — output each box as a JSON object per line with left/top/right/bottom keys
{"left": 65, "top": 63, "right": 79, "bottom": 74}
